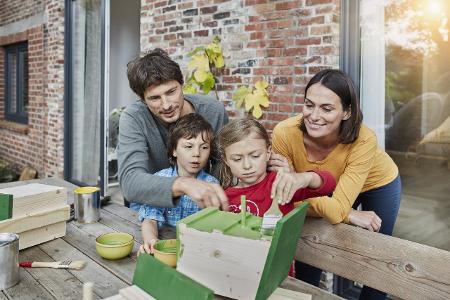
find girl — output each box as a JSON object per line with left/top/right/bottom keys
{"left": 134, "top": 113, "right": 219, "bottom": 255}
{"left": 215, "top": 118, "right": 336, "bottom": 219}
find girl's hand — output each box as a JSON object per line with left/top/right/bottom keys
{"left": 348, "top": 210, "right": 382, "bottom": 232}
{"left": 137, "top": 238, "right": 159, "bottom": 256}
{"left": 271, "top": 171, "right": 313, "bottom": 205}
{"left": 268, "top": 153, "right": 293, "bottom": 173}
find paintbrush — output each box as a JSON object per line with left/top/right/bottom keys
{"left": 260, "top": 195, "right": 283, "bottom": 236}
{"left": 19, "top": 260, "right": 86, "bottom": 270}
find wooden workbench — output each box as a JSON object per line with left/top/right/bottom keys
{"left": 0, "top": 178, "right": 341, "bottom": 300}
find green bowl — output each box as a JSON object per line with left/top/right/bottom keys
{"left": 95, "top": 232, "right": 134, "bottom": 260}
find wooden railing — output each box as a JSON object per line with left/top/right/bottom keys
{"left": 295, "top": 218, "right": 450, "bottom": 300}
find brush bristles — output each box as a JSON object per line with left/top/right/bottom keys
{"left": 68, "top": 260, "right": 87, "bottom": 270}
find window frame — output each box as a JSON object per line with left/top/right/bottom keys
{"left": 4, "top": 42, "right": 29, "bottom": 124}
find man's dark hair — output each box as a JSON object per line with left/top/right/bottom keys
{"left": 127, "top": 48, "right": 184, "bottom": 100}
{"left": 167, "top": 113, "right": 214, "bottom": 167}
{"left": 300, "top": 69, "right": 363, "bottom": 144}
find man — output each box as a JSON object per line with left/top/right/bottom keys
{"left": 118, "top": 48, "right": 229, "bottom": 210}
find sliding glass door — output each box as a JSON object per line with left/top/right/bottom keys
{"left": 359, "top": 0, "right": 450, "bottom": 251}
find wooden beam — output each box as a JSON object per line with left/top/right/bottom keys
{"left": 295, "top": 218, "right": 450, "bottom": 300}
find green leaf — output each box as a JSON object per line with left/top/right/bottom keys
{"left": 255, "top": 80, "right": 269, "bottom": 90}
{"left": 187, "top": 46, "right": 205, "bottom": 57}
{"left": 201, "top": 72, "right": 215, "bottom": 94}
{"left": 244, "top": 92, "right": 269, "bottom": 119}
{"left": 232, "top": 86, "right": 251, "bottom": 108}
{"left": 188, "top": 54, "right": 210, "bottom": 74}
{"left": 183, "top": 83, "right": 198, "bottom": 94}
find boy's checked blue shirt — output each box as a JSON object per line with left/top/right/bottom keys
{"left": 130, "top": 167, "right": 219, "bottom": 228}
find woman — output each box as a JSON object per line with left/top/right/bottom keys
{"left": 270, "top": 69, "right": 401, "bottom": 300}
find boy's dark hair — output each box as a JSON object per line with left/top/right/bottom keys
{"left": 127, "top": 48, "right": 184, "bottom": 100}
{"left": 300, "top": 69, "right": 363, "bottom": 144}
{"left": 167, "top": 113, "right": 214, "bottom": 167}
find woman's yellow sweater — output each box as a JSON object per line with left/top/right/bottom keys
{"left": 272, "top": 114, "right": 398, "bottom": 224}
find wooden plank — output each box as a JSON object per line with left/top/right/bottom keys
{"left": 268, "top": 287, "right": 312, "bottom": 300}
{"left": 0, "top": 183, "right": 66, "bottom": 218}
{"left": 3, "top": 268, "right": 56, "bottom": 300}
{"left": 280, "top": 277, "right": 343, "bottom": 300}
{"left": 102, "top": 203, "right": 140, "bottom": 225}
{"left": 177, "top": 224, "right": 270, "bottom": 299}
{"left": 119, "top": 285, "right": 155, "bottom": 300}
{"left": 0, "top": 205, "right": 70, "bottom": 233}
{"left": 296, "top": 218, "right": 450, "bottom": 300}
{"left": 98, "top": 208, "right": 143, "bottom": 243}
{"left": 0, "top": 177, "right": 78, "bottom": 206}
{"left": 37, "top": 238, "right": 128, "bottom": 299}
{"left": 19, "top": 245, "right": 100, "bottom": 299}
{"left": 63, "top": 221, "right": 138, "bottom": 284}
{"left": 18, "top": 221, "right": 66, "bottom": 250}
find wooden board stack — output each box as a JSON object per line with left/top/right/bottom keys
{"left": 0, "top": 183, "right": 70, "bottom": 249}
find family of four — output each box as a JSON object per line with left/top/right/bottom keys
{"left": 117, "top": 48, "right": 401, "bottom": 300}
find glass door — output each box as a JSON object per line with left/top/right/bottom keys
{"left": 360, "top": 0, "right": 450, "bottom": 251}
{"left": 65, "top": 0, "right": 106, "bottom": 193}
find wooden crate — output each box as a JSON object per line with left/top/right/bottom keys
{"left": 0, "top": 205, "right": 70, "bottom": 250}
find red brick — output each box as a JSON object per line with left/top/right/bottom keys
{"left": 284, "top": 47, "right": 307, "bottom": 56}
{"left": 275, "top": 1, "right": 300, "bottom": 11}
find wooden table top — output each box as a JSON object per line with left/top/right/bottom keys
{"left": 0, "top": 178, "right": 341, "bottom": 300}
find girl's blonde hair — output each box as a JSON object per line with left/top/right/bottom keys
{"left": 215, "top": 118, "right": 270, "bottom": 188}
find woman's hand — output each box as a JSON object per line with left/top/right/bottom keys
{"left": 268, "top": 153, "right": 293, "bottom": 173}
{"left": 348, "top": 210, "right": 382, "bottom": 232}
{"left": 138, "top": 238, "right": 159, "bottom": 256}
{"left": 271, "top": 171, "right": 315, "bottom": 205}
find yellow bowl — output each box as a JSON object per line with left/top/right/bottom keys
{"left": 95, "top": 232, "right": 134, "bottom": 260}
{"left": 153, "top": 239, "right": 177, "bottom": 267}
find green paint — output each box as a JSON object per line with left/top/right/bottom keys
{"left": 255, "top": 202, "right": 309, "bottom": 300}
{"left": 133, "top": 254, "right": 213, "bottom": 300}
{"left": 177, "top": 207, "right": 265, "bottom": 242}
{"left": 0, "top": 193, "right": 13, "bottom": 221}
{"left": 154, "top": 240, "right": 177, "bottom": 253}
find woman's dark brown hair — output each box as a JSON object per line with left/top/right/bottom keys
{"left": 167, "top": 113, "right": 213, "bottom": 167}
{"left": 127, "top": 48, "right": 184, "bottom": 100}
{"left": 300, "top": 69, "right": 363, "bottom": 144}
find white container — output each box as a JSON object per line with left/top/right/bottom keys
{"left": 0, "top": 233, "right": 19, "bottom": 290}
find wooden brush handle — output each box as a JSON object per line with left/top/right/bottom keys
{"left": 19, "top": 261, "right": 57, "bottom": 268}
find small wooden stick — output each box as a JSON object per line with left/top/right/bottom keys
{"left": 240, "top": 195, "right": 246, "bottom": 227}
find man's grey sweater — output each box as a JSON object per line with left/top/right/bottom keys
{"left": 117, "top": 94, "right": 228, "bottom": 207}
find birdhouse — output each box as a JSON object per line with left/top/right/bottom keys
{"left": 176, "top": 202, "right": 309, "bottom": 300}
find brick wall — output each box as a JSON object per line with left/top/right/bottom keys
{"left": 141, "top": 0, "right": 341, "bottom": 131}
{"left": 0, "top": 0, "right": 45, "bottom": 27}
{"left": 0, "top": 0, "right": 65, "bottom": 177}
